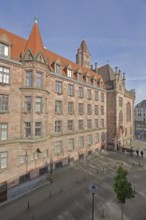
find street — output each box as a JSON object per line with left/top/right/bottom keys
{"left": 0, "top": 151, "right": 146, "bottom": 220}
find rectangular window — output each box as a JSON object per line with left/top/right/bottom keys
{"left": 95, "top": 105, "right": 98, "bottom": 115}
{"left": 24, "top": 122, "right": 31, "bottom": 137}
{"left": 78, "top": 87, "right": 83, "bottom": 98}
{"left": 36, "top": 72, "right": 42, "bottom": 88}
{"left": 78, "top": 120, "right": 84, "bottom": 130}
{"left": 55, "top": 121, "right": 62, "bottom": 132}
{"left": 67, "top": 138, "right": 74, "bottom": 151}
{"left": 68, "top": 84, "right": 74, "bottom": 96}
{"left": 95, "top": 133, "right": 99, "bottom": 143}
{"left": 87, "top": 134, "right": 92, "bottom": 145}
{"left": 67, "top": 69, "right": 72, "bottom": 78}
{"left": 87, "top": 104, "right": 92, "bottom": 115}
{"left": 55, "top": 64, "right": 61, "bottom": 75}
{"left": 0, "top": 95, "right": 8, "bottom": 111}
{"left": 87, "top": 119, "right": 92, "bottom": 129}
{"left": 95, "top": 91, "right": 98, "bottom": 101}
{"left": 0, "top": 123, "right": 8, "bottom": 140}
{"left": 0, "top": 66, "right": 10, "bottom": 84}
{"left": 54, "top": 141, "right": 62, "bottom": 155}
{"left": 101, "top": 93, "right": 104, "bottom": 102}
{"left": 55, "top": 81, "right": 62, "bottom": 94}
{"left": 25, "top": 96, "right": 31, "bottom": 112}
{"left": 35, "top": 122, "right": 42, "bottom": 137}
{"left": 35, "top": 97, "right": 42, "bottom": 112}
{"left": 19, "top": 155, "right": 26, "bottom": 164}
{"left": 0, "top": 152, "right": 8, "bottom": 169}
{"left": 101, "top": 106, "right": 104, "bottom": 115}
{"left": 0, "top": 43, "right": 8, "bottom": 56}
{"left": 87, "top": 89, "right": 91, "bottom": 99}
{"left": 78, "top": 103, "right": 84, "bottom": 115}
{"left": 95, "top": 119, "right": 98, "bottom": 128}
{"left": 101, "top": 119, "right": 104, "bottom": 128}
{"left": 78, "top": 136, "right": 84, "bottom": 148}
{"left": 68, "top": 120, "right": 74, "bottom": 131}
{"left": 26, "top": 71, "right": 32, "bottom": 87}
{"left": 55, "top": 100, "right": 62, "bottom": 114}
{"left": 68, "top": 102, "right": 74, "bottom": 114}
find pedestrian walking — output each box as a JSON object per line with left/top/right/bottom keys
{"left": 141, "top": 150, "right": 144, "bottom": 158}
{"left": 136, "top": 149, "right": 139, "bottom": 157}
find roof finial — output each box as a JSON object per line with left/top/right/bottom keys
{"left": 34, "top": 16, "right": 38, "bottom": 23}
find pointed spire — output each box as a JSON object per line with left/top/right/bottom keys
{"left": 76, "top": 39, "right": 91, "bottom": 69}
{"left": 24, "top": 17, "right": 45, "bottom": 58}
{"left": 80, "top": 40, "right": 89, "bottom": 53}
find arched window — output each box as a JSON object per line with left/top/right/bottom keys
{"left": 126, "top": 102, "right": 131, "bottom": 122}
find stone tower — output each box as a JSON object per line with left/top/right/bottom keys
{"left": 76, "top": 40, "right": 91, "bottom": 69}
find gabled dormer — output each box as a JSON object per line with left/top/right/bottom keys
{"left": 22, "top": 17, "right": 46, "bottom": 63}
{"left": 65, "top": 64, "right": 73, "bottom": 78}
{"left": 0, "top": 34, "right": 11, "bottom": 58}
{"left": 53, "top": 59, "right": 62, "bottom": 75}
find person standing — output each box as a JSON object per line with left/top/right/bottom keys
{"left": 141, "top": 150, "right": 144, "bottom": 158}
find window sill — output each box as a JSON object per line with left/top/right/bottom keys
{"left": 0, "top": 111, "right": 9, "bottom": 114}
{"left": 0, "top": 82, "right": 10, "bottom": 86}
{"left": 23, "top": 111, "right": 31, "bottom": 114}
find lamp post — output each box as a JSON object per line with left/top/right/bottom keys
{"left": 89, "top": 184, "right": 97, "bottom": 220}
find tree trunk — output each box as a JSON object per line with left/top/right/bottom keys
{"left": 121, "top": 203, "right": 124, "bottom": 220}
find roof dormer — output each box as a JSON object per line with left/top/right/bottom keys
{"left": 0, "top": 34, "right": 11, "bottom": 58}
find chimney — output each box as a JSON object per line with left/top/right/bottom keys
{"left": 95, "top": 62, "right": 98, "bottom": 73}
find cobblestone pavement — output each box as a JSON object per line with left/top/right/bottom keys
{"left": 0, "top": 151, "right": 146, "bottom": 220}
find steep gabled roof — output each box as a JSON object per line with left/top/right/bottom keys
{"left": 98, "top": 64, "right": 115, "bottom": 82}
{"left": 0, "top": 20, "right": 101, "bottom": 80}
{"left": 24, "top": 17, "right": 45, "bottom": 58}
{"left": 135, "top": 100, "right": 146, "bottom": 108}
{"left": 0, "top": 28, "right": 26, "bottom": 60}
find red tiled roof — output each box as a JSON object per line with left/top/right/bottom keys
{"left": 24, "top": 21, "right": 45, "bottom": 58}
{"left": 0, "top": 23, "right": 101, "bottom": 80}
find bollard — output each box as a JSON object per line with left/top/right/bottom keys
{"left": 139, "top": 161, "right": 140, "bottom": 166}
{"left": 49, "top": 191, "right": 52, "bottom": 198}
{"left": 27, "top": 201, "right": 30, "bottom": 211}
{"left": 97, "top": 169, "right": 98, "bottom": 174}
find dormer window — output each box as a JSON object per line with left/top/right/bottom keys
{"left": 67, "top": 69, "right": 72, "bottom": 78}
{"left": 55, "top": 64, "right": 61, "bottom": 75}
{"left": 0, "top": 43, "right": 8, "bottom": 56}
{"left": 93, "top": 79, "right": 97, "bottom": 86}
{"left": 86, "top": 76, "right": 90, "bottom": 84}
{"left": 77, "top": 72, "right": 82, "bottom": 81}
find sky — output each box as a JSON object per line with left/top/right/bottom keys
{"left": 1, "top": 0, "right": 146, "bottom": 105}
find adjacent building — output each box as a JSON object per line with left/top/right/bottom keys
{"left": 135, "top": 100, "right": 146, "bottom": 130}
{"left": 0, "top": 18, "right": 135, "bottom": 201}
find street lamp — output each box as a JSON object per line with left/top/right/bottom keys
{"left": 89, "top": 184, "right": 97, "bottom": 220}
